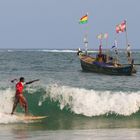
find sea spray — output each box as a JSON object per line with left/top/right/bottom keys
{"left": 0, "top": 88, "right": 14, "bottom": 114}
{"left": 0, "top": 87, "right": 43, "bottom": 124}
{"left": 0, "top": 84, "right": 140, "bottom": 124}
{"left": 0, "top": 88, "right": 19, "bottom": 123}
{"left": 39, "top": 84, "right": 140, "bottom": 117}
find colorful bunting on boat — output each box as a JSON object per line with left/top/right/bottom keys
{"left": 97, "top": 34, "right": 103, "bottom": 39}
{"left": 103, "top": 33, "right": 108, "bottom": 39}
{"left": 79, "top": 14, "right": 88, "bottom": 24}
{"left": 97, "top": 33, "right": 108, "bottom": 39}
{"left": 116, "top": 20, "right": 126, "bottom": 33}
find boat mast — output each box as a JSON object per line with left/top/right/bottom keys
{"left": 83, "top": 34, "right": 88, "bottom": 55}
{"left": 114, "top": 39, "right": 119, "bottom": 64}
{"left": 96, "top": 33, "right": 103, "bottom": 62}
{"left": 84, "top": 13, "right": 89, "bottom": 55}
{"left": 79, "top": 12, "right": 89, "bottom": 55}
{"left": 97, "top": 33, "right": 103, "bottom": 55}
{"left": 99, "top": 38, "right": 102, "bottom": 55}
{"left": 125, "top": 20, "right": 132, "bottom": 64}
{"left": 125, "top": 20, "right": 129, "bottom": 48}
{"left": 105, "top": 33, "right": 110, "bottom": 63}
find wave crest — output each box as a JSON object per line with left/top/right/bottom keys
{"left": 39, "top": 84, "right": 140, "bottom": 117}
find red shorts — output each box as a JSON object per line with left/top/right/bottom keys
{"left": 14, "top": 94, "right": 28, "bottom": 108}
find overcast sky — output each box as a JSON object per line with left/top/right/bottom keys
{"left": 0, "top": 0, "right": 139, "bottom": 49}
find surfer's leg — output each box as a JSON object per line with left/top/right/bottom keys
{"left": 11, "top": 96, "right": 19, "bottom": 115}
{"left": 19, "top": 95, "right": 28, "bottom": 115}
{"left": 24, "top": 97, "right": 28, "bottom": 116}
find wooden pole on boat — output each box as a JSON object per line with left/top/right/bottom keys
{"left": 104, "top": 33, "right": 109, "bottom": 62}
{"left": 125, "top": 20, "right": 132, "bottom": 64}
{"left": 79, "top": 12, "right": 89, "bottom": 55}
{"left": 96, "top": 33, "right": 103, "bottom": 62}
{"left": 84, "top": 12, "right": 89, "bottom": 55}
{"left": 84, "top": 34, "right": 88, "bottom": 55}
{"left": 125, "top": 20, "right": 129, "bottom": 49}
{"left": 97, "top": 33, "right": 102, "bottom": 54}
{"left": 114, "top": 34, "right": 119, "bottom": 64}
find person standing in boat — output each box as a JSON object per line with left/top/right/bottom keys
{"left": 126, "top": 44, "right": 132, "bottom": 64}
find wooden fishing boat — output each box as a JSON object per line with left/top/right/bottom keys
{"left": 78, "top": 18, "right": 137, "bottom": 75}
{"left": 78, "top": 52, "right": 135, "bottom": 76}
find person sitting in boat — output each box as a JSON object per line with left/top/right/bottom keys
{"left": 77, "top": 48, "right": 83, "bottom": 56}
{"left": 102, "top": 54, "right": 107, "bottom": 63}
{"left": 96, "top": 54, "right": 107, "bottom": 63}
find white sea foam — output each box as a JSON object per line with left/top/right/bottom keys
{"left": 0, "top": 88, "right": 14, "bottom": 114}
{"left": 40, "top": 49, "right": 77, "bottom": 53}
{"left": 0, "top": 49, "right": 99, "bottom": 53}
{"left": 39, "top": 84, "right": 140, "bottom": 117}
{"left": 42, "top": 49, "right": 98, "bottom": 53}
{"left": 0, "top": 88, "right": 17, "bottom": 123}
{"left": 0, "top": 88, "right": 31, "bottom": 124}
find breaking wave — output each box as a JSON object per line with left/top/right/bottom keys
{"left": 0, "top": 84, "right": 140, "bottom": 124}
{"left": 39, "top": 84, "right": 140, "bottom": 117}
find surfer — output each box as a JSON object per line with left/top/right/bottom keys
{"left": 11, "top": 77, "right": 39, "bottom": 115}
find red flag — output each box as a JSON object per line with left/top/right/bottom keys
{"left": 116, "top": 20, "right": 126, "bottom": 33}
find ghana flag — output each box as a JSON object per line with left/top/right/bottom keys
{"left": 79, "top": 14, "right": 88, "bottom": 24}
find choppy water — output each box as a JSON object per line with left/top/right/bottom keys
{"left": 0, "top": 49, "right": 140, "bottom": 139}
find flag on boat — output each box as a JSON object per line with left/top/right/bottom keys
{"left": 97, "top": 33, "right": 108, "bottom": 39}
{"left": 79, "top": 14, "right": 88, "bottom": 24}
{"left": 116, "top": 20, "right": 126, "bottom": 33}
{"left": 112, "top": 45, "right": 116, "bottom": 49}
{"left": 103, "top": 33, "right": 108, "bottom": 39}
{"left": 97, "top": 34, "right": 103, "bottom": 39}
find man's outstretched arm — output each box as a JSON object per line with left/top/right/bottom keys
{"left": 25, "top": 79, "right": 40, "bottom": 85}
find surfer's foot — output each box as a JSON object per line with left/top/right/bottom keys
{"left": 25, "top": 112, "right": 29, "bottom": 116}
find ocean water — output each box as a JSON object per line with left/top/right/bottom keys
{"left": 0, "top": 49, "right": 140, "bottom": 140}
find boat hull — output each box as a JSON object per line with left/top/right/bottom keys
{"left": 80, "top": 56, "right": 134, "bottom": 76}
